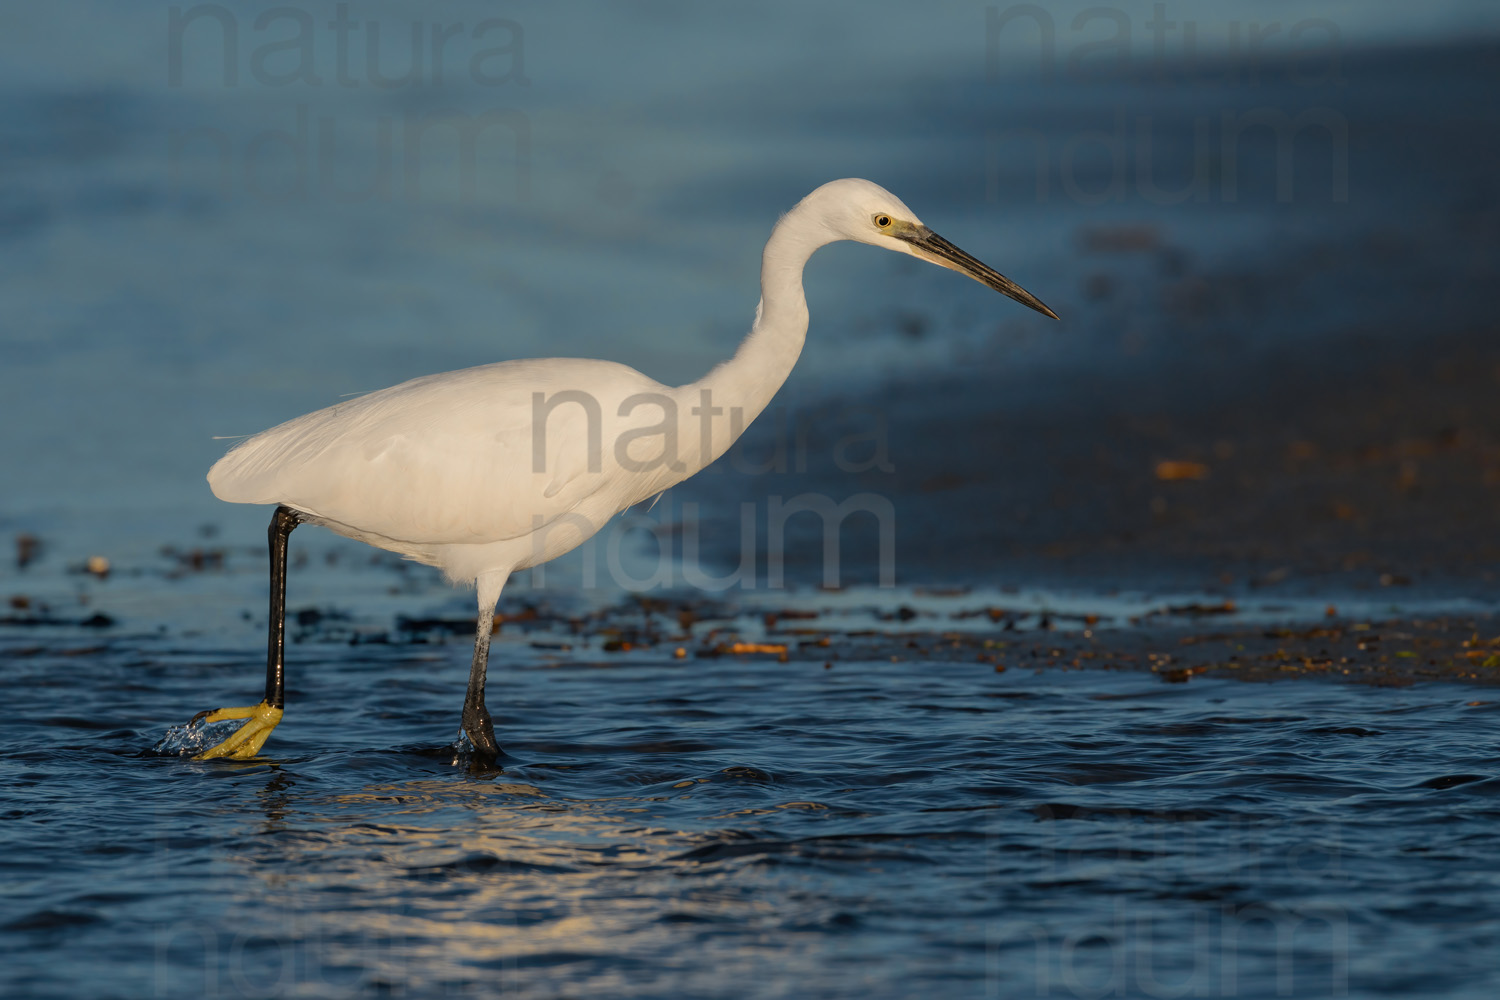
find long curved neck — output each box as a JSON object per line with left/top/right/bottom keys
{"left": 679, "top": 203, "right": 831, "bottom": 473}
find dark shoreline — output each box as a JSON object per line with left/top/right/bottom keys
{"left": 674, "top": 37, "right": 1500, "bottom": 600}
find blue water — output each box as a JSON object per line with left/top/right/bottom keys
{"left": 3, "top": 615, "right": 1500, "bottom": 999}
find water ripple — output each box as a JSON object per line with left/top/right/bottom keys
{"left": 3, "top": 640, "right": 1500, "bottom": 998}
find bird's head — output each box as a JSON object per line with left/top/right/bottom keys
{"left": 800, "top": 178, "right": 1058, "bottom": 320}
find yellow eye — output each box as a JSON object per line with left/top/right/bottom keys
{"left": 874, "top": 214, "right": 892, "bottom": 229}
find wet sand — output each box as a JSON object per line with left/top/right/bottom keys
{"left": 677, "top": 41, "right": 1500, "bottom": 607}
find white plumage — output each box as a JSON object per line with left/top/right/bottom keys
{"left": 210, "top": 358, "right": 695, "bottom": 582}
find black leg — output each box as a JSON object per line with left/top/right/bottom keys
{"left": 189, "top": 505, "right": 301, "bottom": 759}
{"left": 264, "top": 505, "right": 301, "bottom": 709}
{"left": 462, "top": 604, "right": 501, "bottom": 762}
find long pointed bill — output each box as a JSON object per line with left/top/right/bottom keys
{"left": 896, "top": 226, "right": 1059, "bottom": 320}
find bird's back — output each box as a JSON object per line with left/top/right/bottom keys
{"left": 210, "top": 358, "right": 689, "bottom": 552}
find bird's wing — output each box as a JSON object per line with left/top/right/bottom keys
{"left": 208, "top": 359, "right": 661, "bottom": 545}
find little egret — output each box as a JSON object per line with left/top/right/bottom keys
{"left": 188, "top": 178, "right": 1056, "bottom": 761}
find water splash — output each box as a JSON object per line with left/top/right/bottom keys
{"left": 151, "top": 718, "right": 247, "bottom": 757}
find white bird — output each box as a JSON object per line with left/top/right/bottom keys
{"left": 188, "top": 178, "right": 1057, "bottom": 761}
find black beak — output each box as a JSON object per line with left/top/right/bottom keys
{"left": 896, "top": 226, "right": 1059, "bottom": 320}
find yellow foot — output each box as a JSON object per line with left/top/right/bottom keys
{"left": 191, "top": 701, "right": 283, "bottom": 760}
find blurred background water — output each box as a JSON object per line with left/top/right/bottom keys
{"left": 3, "top": 0, "right": 1497, "bottom": 593}
{"left": 4, "top": 3, "right": 1500, "bottom": 997}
